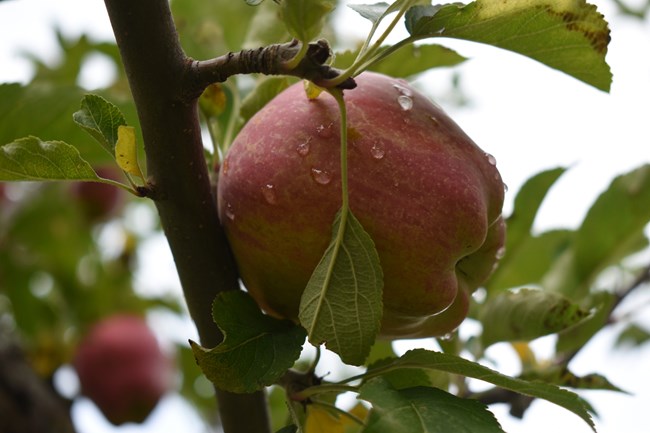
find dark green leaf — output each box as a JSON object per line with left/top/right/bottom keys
{"left": 190, "top": 291, "right": 306, "bottom": 393}
{"left": 405, "top": 0, "right": 611, "bottom": 91}
{"left": 275, "top": 426, "right": 298, "bottom": 433}
{"left": 368, "top": 349, "right": 596, "bottom": 431}
{"left": 73, "top": 94, "right": 127, "bottom": 154}
{"left": 0, "top": 137, "right": 98, "bottom": 182}
{"left": 299, "top": 209, "right": 383, "bottom": 366}
{"left": 480, "top": 289, "right": 590, "bottom": 347}
{"left": 359, "top": 377, "right": 505, "bottom": 433}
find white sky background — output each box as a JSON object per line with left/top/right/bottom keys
{"left": 1, "top": 0, "right": 650, "bottom": 432}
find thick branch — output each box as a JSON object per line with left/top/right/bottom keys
{"left": 102, "top": 1, "right": 270, "bottom": 432}
{"left": 188, "top": 39, "right": 356, "bottom": 96}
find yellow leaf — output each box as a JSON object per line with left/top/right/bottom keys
{"left": 199, "top": 83, "right": 227, "bottom": 117}
{"left": 305, "top": 405, "right": 344, "bottom": 433}
{"left": 303, "top": 80, "right": 324, "bottom": 100}
{"left": 115, "top": 125, "right": 144, "bottom": 179}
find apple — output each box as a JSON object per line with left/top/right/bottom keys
{"left": 70, "top": 167, "right": 124, "bottom": 222}
{"left": 73, "top": 314, "right": 173, "bottom": 425}
{"left": 217, "top": 72, "right": 505, "bottom": 338}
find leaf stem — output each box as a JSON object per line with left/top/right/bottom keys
{"left": 283, "top": 39, "right": 310, "bottom": 72}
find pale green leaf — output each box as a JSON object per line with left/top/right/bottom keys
{"left": 573, "top": 164, "right": 650, "bottom": 291}
{"left": 480, "top": 288, "right": 590, "bottom": 347}
{"left": 348, "top": 3, "right": 392, "bottom": 23}
{"left": 544, "top": 165, "right": 650, "bottom": 298}
{"left": 507, "top": 167, "right": 567, "bottom": 248}
{"left": 240, "top": 77, "right": 291, "bottom": 123}
{"left": 405, "top": 0, "right": 611, "bottom": 91}
{"left": 366, "top": 349, "right": 595, "bottom": 431}
{"left": 360, "top": 377, "right": 505, "bottom": 433}
{"left": 280, "top": 0, "right": 335, "bottom": 42}
{"left": 556, "top": 291, "right": 615, "bottom": 354}
{"left": 0, "top": 136, "right": 98, "bottom": 182}
{"left": 485, "top": 229, "right": 573, "bottom": 293}
{"left": 335, "top": 44, "right": 465, "bottom": 78}
{"left": 73, "top": 94, "right": 127, "bottom": 154}
{"left": 299, "top": 209, "right": 383, "bottom": 366}
{"left": 190, "top": 291, "right": 306, "bottom": 393}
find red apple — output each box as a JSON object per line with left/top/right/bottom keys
{"left": 217, "top": 72, "right": 505, "bottom": 338}
{"left": 73, "top": 314, "right": 173, "bottom": 425}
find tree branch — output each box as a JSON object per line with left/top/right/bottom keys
{"left": 187, "top": 39, "right": 356, "bottom": 96}
{"left": 102, "top": 1, "right": 272, "bottom": 432}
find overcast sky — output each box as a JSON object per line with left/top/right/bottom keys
{"left": 1, "top": 1, "right": 649, "bottom": 433}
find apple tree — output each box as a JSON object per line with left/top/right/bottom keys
{"left": 0, "top": 0, "right": 648, "bottom": 432}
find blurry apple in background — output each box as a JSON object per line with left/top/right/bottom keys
{"left": 218, "top": 72, "right": 505, "bottom": 339}
{"left": 70, "top": 167, "right": 125, "bottom": 223}
{"left": 73, "top": 314, "right": 174, "bottom": 425}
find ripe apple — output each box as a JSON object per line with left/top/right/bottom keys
{"left": 73, "top": 314, "right": 173, "bottom": 425}
{"left": 217, "top": 72, "right": 505, "bottom": 338}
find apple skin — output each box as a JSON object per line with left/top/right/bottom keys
{"left": 73, "top": 314, "right": 173, "bottom": 425}
{"left": 217, "top": 72, "right": 505, "bottom": 338}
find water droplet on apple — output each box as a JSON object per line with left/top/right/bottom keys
{"left": 485, "top": 153, "right": 497, "bottom": 166}
{"left": 296, "top": 139, "right": 311, "bottom": 157}
{"left": 495, "top": 246, "right": 506, "bottom": 259}
{"left": 429, "top": 116, "right": 439, "bottom": 127}
{"left": 310, "top": 168, "right": 332, "bottom": 185}
{"left": 225, "top": 202, "right": 235, "bottom": 221}
{"left": 261, "top": 183, "right": 277, "bottom": 205}
{"left": 316, "top": 123, "right": 333, "bottom": 138}
{"left": 370, "top": 142, "right": 385, "bottom": 160}
{"left": 397, "top": 95, "right": 413, "bottom": 111}
{"left": 439, "top": 333, "right": 454, "bottom": 341}
{"left": 503, "top": 182, "right": 509, "bottom": 192}
{"left": 392, "top": 83, "right": 413, "bottom": 97}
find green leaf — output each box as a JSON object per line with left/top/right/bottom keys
{"left": 507, "top": 167, "right": 567, "bottom": 249}
{"left": 544, "top": 165, "right": 650, "bottom": 298}
{"left": 299, "top": 209, "right": 383, "bottom": 366}
{"left": 240, "top": 77, "right": 292, "bottom": 124}
{"left": 405, "top": 0, "right": 611, "bottom": 91}
{"left": 522, "top": 367, "right": 626, "bottom": 393}
{"left": 573, "top": 164, "right": 650, "bottom": 291}
{"left": 484, "top": 229, "right": 573, "bottom": 294}
{"left": 479, "top": 288, "right": 590, "bottom": 347}
{"left": 615, "top": 324, "right": 650, "bottom": 348}
{"left": 556, "top": 292, "right": 615, "bottom": 354}
{"left": 280, "top": 0, "right": 335, "bottom": 42}
{"left": 0, "top": 137, "right": 98, "bottom": 182}
{"left": 348, "top": 3, "right": 392, "bottom": 23}
{"left": 190, "top": 290, "right": 306, "bottom": 393}
{"left": 335, "top": 44, "right": 466, "bottom": 78}
{"left": 359, "top": 377, "right": 505, "bottom": 433}
{"left": 366, "top": 349, "right": 595, "bottom": 431}
{"left": 73, "top": 94, "right": 127, "bottom": 155}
